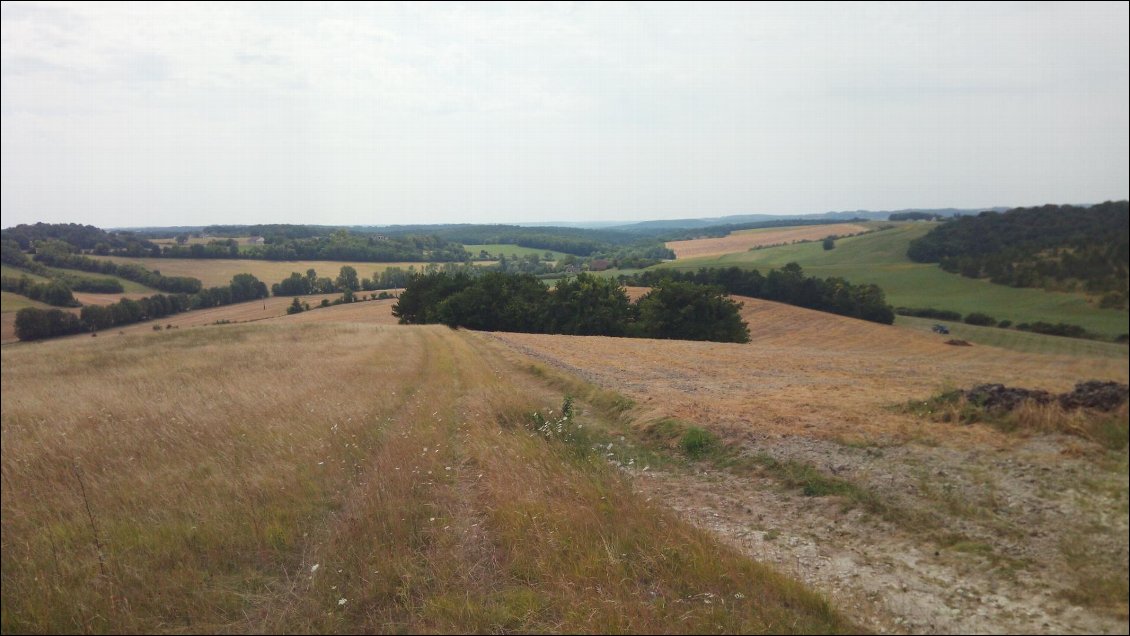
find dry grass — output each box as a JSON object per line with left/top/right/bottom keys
{"left": 489, "top": 295, "right": 1128, "bottom": 446}
{"left": 909, "top": 392, "right": 1129, "bottom": 450}
{"left": 1, "top": 322, "right": 851, "bottom": 634}
{"left": 665, "top": 223, "right": 871, "bottom": 260}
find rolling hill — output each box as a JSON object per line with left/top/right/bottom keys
{"left": 661, "top": 223, "right": 1130, "bottom": 339}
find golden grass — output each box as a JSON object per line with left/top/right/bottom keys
{"left": 665, "top": 223, "right": 871, "bottom": 260}
{"left": 1, "top": 322, "right": 851, "bottom": 634}
{"left": 489, "top": 295, "right": 1128, "bottom": 447}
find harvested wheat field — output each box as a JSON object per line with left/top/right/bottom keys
{"left": 484, "top": 297, "right": 1129, "bottom": 634}
{"left": 666, "top": 223, "right": 871, "bottom": 260}
{"left": 1, "top": 322, "right": 851, "bottom": 634}
{"left": 94, "top": 256, "right": 443, "bottom": 288}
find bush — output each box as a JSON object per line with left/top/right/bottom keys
{"left": 997, "top": 320, "right": 1012, "bottom": 329}
{"left": 964, "top": 312, "right": 997, "bottom": 327}
{"left": 896, "top": 307, "right": 963, "bottom": 321}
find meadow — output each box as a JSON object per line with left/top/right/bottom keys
{"left": 1, "top": 321, "right": 850, "bottom": 634}
{"left": 661, "top": 223, "right": 1130, "bottom": 339}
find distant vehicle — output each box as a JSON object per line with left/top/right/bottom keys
{"left": 932, "top": 324, "right": 950, "bottom": 335}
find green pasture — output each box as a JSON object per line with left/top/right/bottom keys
{"left": 662, "top": 223, "right": 1129, "bottom": 339}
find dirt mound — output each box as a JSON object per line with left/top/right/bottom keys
{"left": 965, "top": 381, "right": 1128, "bottom": 412}
{"left": 944, "top": 339, "right": 972, "bottom": 346}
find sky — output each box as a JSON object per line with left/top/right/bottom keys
{"left": 1, "top": 2, "right": 1128, "bottom": 229}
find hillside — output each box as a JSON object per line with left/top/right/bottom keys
{"left": 0, "top": 322, "right": 850, "bottom": 634}
{"left": 665, "top": 223, "right": 871, "bottom": 259}
{"left": 662, "top": 223, "right": 1130, "bottom": 339}
{"left": 907, "top": 201, "right": 1129, "bottom": 299}
{"left": 485, "top": 297, "right": 1128, "bottom": 632}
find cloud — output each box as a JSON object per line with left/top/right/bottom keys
{"left": 1, "top": 2, "right": 1127, "bottom": 227}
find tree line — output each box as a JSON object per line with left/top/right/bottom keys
{"left": 30, "top": 251, "right": 204, "bottom": 294}
{"left": 621, "top": 264, "right": 895, "bottom": 325}
{"left": 161, "top": 230, "right": 470, "bottom": 263}
{"left": 14, "top": 273, "right": 269, "bottom": 341}
{"left": 906, "top": 201, "right": 1129, "bottom": 303}
{"left": 393, "top": 271, "right": 750, "bottom": 343}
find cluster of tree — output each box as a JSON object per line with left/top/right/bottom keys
{"left": 622, "top": 264, "right": 895, "bottom": 325}
{"left": 14, "top": 274, "right": 269, "bottom": 341}
{"left": 30, "top": 252, "right": 203, "bottom": 294}
{"left": 1013, "top": 321, "right": 1095, "bottom": 339}
{"left": 392, "top": 271, "right": 749, "bottom": 343}
{"left": 889, "top": 212, "right": 946, "bottom": 221}
{"left": 271, "top": 266, "right": 380, "bottom": 296}
{"left": 391, "top": 224, "right": 621, "bottom": 254}
{"left": 235, "top": 230, "right": 467, "bottom": 262}
{"left": 896, "top": 307, "right": 963, "bottom": 321}
{"left": 907, "top": 201, "right": 1129, "bottom": 296}
{"left": 200, "top": 224, "right": 327, "bottom": 241}
{"left": 1, "top": 222, "right": 159, "bottom": 253}
{"left": 1, "top": 276, "right": 78, "bottom": 307}
{"left": 2, "top": 241, "right": 123, "bottom": 299}
{"left": 159, "top": 239, "right": 241, "bottom": 259}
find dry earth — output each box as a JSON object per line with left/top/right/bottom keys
{"left": 666, "top": 223, "right": 871, "bottom": 260}
{"left": 484, "top": 297, "right": 1129, "bottom": 634}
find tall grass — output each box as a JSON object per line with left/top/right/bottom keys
{"left": 2, "top": 322, "right": 851, "bottom": 633}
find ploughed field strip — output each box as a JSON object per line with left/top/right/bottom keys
{"left": 0, "top": 322, "right": 850, "bottom": 634}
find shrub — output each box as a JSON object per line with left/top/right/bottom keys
{"left": 680, "top": 427, "right": 719, "bottom": 459}
{"left": 964, "top": 312, "right": 997, "bottom": 327}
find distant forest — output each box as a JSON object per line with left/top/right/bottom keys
{"left": 907, "top": 201, "right": 1129, "bottom": 306}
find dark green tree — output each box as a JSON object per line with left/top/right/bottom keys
{"left": 634, "top": 281, "right": 749, "bottom": 343}
{"left": 336, "top": 266, "right": 360, "bottom": 292}
{"left": 547, "top": 273, "right": 632, "bottom": 336}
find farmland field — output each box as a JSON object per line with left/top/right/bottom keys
{"left": 1, "top": 321, "right": 850, "bottom": 634}
{"left": 665, "top": 223, "right": 872, "bottom": 259}
{"left": 92, "top": 257, "right": 447, "bottom": 288}
{"left": 661, "top": 223, "right": 1130, "bottom": 339}
{"left": 1, "top": 264, "right": 50, "bottom": 282}
{"left": 0, "top": 290, "right": 52, "bottom": 313}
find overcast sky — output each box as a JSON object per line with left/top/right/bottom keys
{"left": 2, "top": 1, "right": 1127, "bottom": 228}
